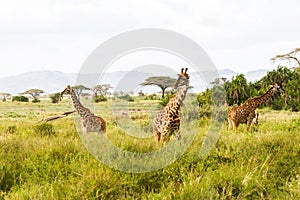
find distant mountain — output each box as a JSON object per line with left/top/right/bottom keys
{"left": 245, "top": 69, "right": 269, "bottom": 82}
{"left": 0, "top": 68, "right": 270, "bottom": 95}
{"left": 0, "top": 70, "right": 76, "bottom": 95}
{"left": 218, "top": 69, "right": 237, "bottom": 78}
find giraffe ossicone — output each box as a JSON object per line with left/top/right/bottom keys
{"left": 60, "top": 85, "right": 106, "bottom": 133}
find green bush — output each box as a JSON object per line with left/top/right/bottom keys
{"left": 119, "top": 94, "right": 134, "bottom": 102}
{"left": 94, "top": 95, "right": 107, "bottom": 103}
{"left": 50, "top": 93, "right": 61, "bottom": 103}
{"left": 32, "top": 98, "right": 40, "bottom": 103}
{"left": 159, "top": 92, "right": 175, "bottom": 107}
{"left": 199, "top": 104, "right": 212, "bottom": 118}
{"left": 287, "top": 99, "right": 300, "bottom": 112}
{"left": 12, "top": 96, "right": 29, "bottom": 102}
{"left": 270, "top": 98, "right": 285, "bottom": 110}
{"left": 33, "top": 123, "right": 55, "bottom": 136}
{"left": 145, "top": 93, "right": 158, "bottom": 100}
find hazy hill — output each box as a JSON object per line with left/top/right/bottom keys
{"left": 245, "top": 69, "right": 269, "bottom": 82}
{"left": 0, "top": 68, "right": 268, "bottom": 95}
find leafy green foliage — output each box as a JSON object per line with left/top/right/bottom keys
{"left": 94, "top": 95, "right": 108, "bottom": 102}
{"left": 224, "top": 74, "right": 250, "bottom": 106}
{"left": 198, "top": 66, "right": 300, "bottom": 112}
{"left": 197, "top": 88, "right": 211, "bottom": 107}
{"left": 31, "top": 98, "right": 40, "bottom": 103}
{"left": 49, "top": 92, "right": 61, "bottom": 103}
{"left": 12, "top": 95, "right": 29, "bottom": 102}
{"left": 159, "top": 91, "right": 175, "bottom": 106}
{"left": 118, "top": 94, "right": 134, "bottom": 102}
{"left": 144, "top": 93, "right": 158, "bottom": 100}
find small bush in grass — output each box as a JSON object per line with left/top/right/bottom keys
{"left": 50, "top": 92, "right": 61, "bottom": 103}
{"left": 12, "top": 96, "right": 29, "bottom": 102}
{"left": 270, "top": 98, "right": 285, "bottom": 110}
{"left": 34, "top": 123, "right": 55, "bottom": 136}
{"left": 32, "top": 98, "right": 40, "bottom": 103}
{"left": 145, "top": 93, "right": 158, "bottom": 100}
{"left": 94, "top": 95, "right": 107, "bottom": 102}
{"left": 159, "top": 91, "right": 175, "bottom": 107}
{"left": 119, "top": 94, "right": 134, "bottom": 102}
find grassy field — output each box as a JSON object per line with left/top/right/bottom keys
{"left": 0, "top": 99, "right": 299, "bottom": 199}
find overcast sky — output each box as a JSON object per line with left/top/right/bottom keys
{"left": 0, "top": 0, "right": 299, "bottom": 77}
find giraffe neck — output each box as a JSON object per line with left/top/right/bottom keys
{"left": 70, "top": 89, "right": 88, "bottom": 118}
{"left": 175, "top": 85, "right": 188, "bottom": 105}
{"left": 252, "top": 86, "right": 274, "bottom": 108}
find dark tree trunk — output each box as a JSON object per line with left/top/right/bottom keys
{"left": 161, "top": 87, "right": 166, "bottom": 98}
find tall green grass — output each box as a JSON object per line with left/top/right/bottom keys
{"left": 0, "top": 100, "right": 299, "bottom": 199}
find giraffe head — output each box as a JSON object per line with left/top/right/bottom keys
{"left": 174, "top": 68, "right": 190, "bottom": 89}
{"left": 60, "top": 85, "right": 73, "bottom": 101}
{"left": 270, "top": 83, "right": 284, "bottom": 96}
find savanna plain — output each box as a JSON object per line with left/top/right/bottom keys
{"left": 0, "top": 99, "right": 299, "bottom": 199}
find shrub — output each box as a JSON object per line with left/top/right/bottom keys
{"left": 94, "top": 95, "right": 107, "bottom": 103}
{"left": 270, "top": 98, "right": 285, "bottom": 110}
{"left": 12, "top": 96, "right": 29, "bottom": 102}
{"left": 50, "top": 93, "right": 61, "bottom": 103}
{"left": 159, "top": 91, "right": 175, "bottom": 107}
{"left": 145, "top": 93, "right": 158, "bottom": 100}
{"left": 287, "top": 99, "right": 300, "bottom": 112}
{"left": 119, "top": 94, "right": 134, "bottom": 102}
{"left": 199, "top": 104, "right": 212, "bottom": 119}
{"left": 33, "top": 123, "right": 55, "bottom": 136}
{"left": 32, "top": 98, "right": 40, "bottom": 103}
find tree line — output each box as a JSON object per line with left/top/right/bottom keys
{"left": 197, "top": 66, "right": 300, "bottom": 112}
{"left": 0, "top": 84, "right": 114, "bottom": 103}
{"left": 1, "top": 66, "right": 299, "bottom": 112}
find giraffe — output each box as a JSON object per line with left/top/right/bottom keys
{"left": 60, "top": 85, "right": 106, "bottom": 133}
{"left": 153, "top": 68, "right": 190, "bottom": 143}
{"left": 239, "top": 111, "right": 259, "bottom": 130}
{"left": 228, "top": 83, "right": 283, "bottom": 131}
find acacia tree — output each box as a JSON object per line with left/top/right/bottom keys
{"left": 20, "top": 89, "right": 44, "bottom": 102}
{"left": 271, "top": 48, "right": 300, "bottom": 68}
{"left": 91, "top": 84, "right": 113, "bottom": 98}
{"left": 140, "top": 76, "right": 176, "bottom": 98}
{"left": 0, "top": 93, "right": 11, "bottom": 102}
{"left": 72, "top": 85, "right": 90, "bottom": 99}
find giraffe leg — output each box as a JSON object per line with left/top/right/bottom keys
{"left": 176, "top": 130, "right": 181, "bottom": 140}
{"left": 153, "top": 124, "right": 161, "bottom": 142}
{"left": 228, "top": 118, "right": 233, "bottom": 130}
{"left": 246, "top": 112, "right": 255, "bottom": 132}
{"left": 154, "top": 132, "right": 161, "bottom": 143}
{"left": 253, "top": 113, "right": 259, "bottom": 132}
{"left": 233, "top": 121, "right": 239, "bottom": 131}
{"left": 161, "top": 134, "right": 170, "bottom": 146}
